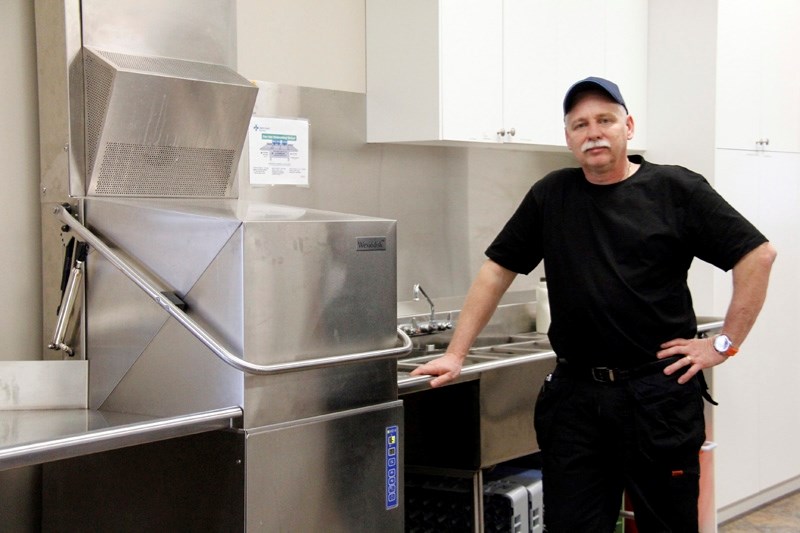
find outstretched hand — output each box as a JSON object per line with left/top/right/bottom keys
{"left": 409, "top": 352, "right": 464, "bottom": 388}
{"left": 657, "top": 337, "right": 729, "bottom": 384}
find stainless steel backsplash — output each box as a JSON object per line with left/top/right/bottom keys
{"left": 239, "top": 82, "right": 574, "bottom": 304}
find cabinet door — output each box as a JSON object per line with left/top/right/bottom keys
{"left": 440, "top": 0, "right": 503, "bottom": 142}
{"left": 751, "top": 152, "right": 800, "bottom": 489}
{"left": 717, "top": 0, "right": 800, "bottom": 152}
{"left": 503, "top": 0, "right": 562, "bottom": 145}
{"left": 367, "top": 0, "right": 647, "bottom": 148}
{"left": 713, "top": 150, "right": 800, "bottom": 508}
{"left": 606, "top": 0, "right": 648, "bottom": 150}
{"left": 716, "top": 0, "right": 764, "bottom": 150}
{"left": 760, "top": 1, "right": 800, "bottom": 153}
{"left": 504, "top": 0, "right": 647, "bottom": 148}
{"left": 712, "top": 149, "right": 763, "bottom": 508}
{"left": 504, "top": 0, "right": 602, "bottom": 147}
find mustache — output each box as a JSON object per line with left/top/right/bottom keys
{"left": 581, "top": 140, "right": 611, "bottom": 152}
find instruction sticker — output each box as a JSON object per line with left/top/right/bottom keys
{"left": 248, "top": 116, "right": 309, "bottom": 186}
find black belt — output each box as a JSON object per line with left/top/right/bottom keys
{"left": 554, "top": 356, "right": 718, "bottom": 404}
{"left": 555, "top": 356, "right": 681, "bottom": 384}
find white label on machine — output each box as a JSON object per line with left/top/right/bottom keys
{"left": 248, "top": 116, "right": 309, "bottom": 186}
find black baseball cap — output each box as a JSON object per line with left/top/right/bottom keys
{"left": 563, "top": 76, "right": 628, "bottom": 115}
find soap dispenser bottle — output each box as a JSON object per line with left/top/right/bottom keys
{"left": 536, "top": 277, "right": 550, "bottom": 334}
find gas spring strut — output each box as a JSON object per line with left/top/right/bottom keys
{"left": 49, "top": 236, "right": 88, "bottom": 356}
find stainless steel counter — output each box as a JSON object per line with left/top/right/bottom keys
{"left": 0, "top": 406, "right": 241, "bottom": 472}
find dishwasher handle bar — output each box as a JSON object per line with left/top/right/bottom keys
{"left": 53, "top": 204, "right": 412, "bottom": 375}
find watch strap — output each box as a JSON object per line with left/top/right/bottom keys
{"left": 722, "top": 344, "right": 738, "bottom": 357}
{"left": 714, "top": 334, "right": 739, "bottom": 357}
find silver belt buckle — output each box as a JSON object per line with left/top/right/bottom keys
{"left": 591, "top": 367, "right": 615, "bottom": 382}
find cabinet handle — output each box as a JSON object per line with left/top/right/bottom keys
{"left": 756, "top": 138, "right": 771, "bottom": 146}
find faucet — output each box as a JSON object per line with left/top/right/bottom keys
{"left": 413, "top": 283, "right": 435, "bottom": 325}
{"left": 399, "top": 284, "right": 453, "bottom": 336}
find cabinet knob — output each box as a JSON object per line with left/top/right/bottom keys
{"left": 508, "top": 127, "right": 516, "bottom": 137}
{"left": 497, "top": 129, "right": 506, "bottom": 137}
{"left": 756, "top": 138, "right": 771, "bottom": 146}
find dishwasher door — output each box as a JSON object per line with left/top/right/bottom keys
{"left": 244, "top": 401, "right": 404, "bottom": 532}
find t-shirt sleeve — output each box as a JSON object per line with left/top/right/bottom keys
{"left": 687, "top": 179, "right": 768, "bottom": 271}
{"left": 485, "top": 186, "right": 544, "bottom": 274}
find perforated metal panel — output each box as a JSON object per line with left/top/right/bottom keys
{"left": 83, "top": 47, "right": 257, "bottom": 198}
{"left": 94, "top": 144, "right": 235, "bottom": 197}
{"left": 84, "top": 50, "right": 115, "bottom": 180}
{"left": 95, "top": 50, "right": 247, "bottom": 85}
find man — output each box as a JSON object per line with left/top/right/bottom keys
{"left": 410, "top": 77, "right": 776, "bottom": 532}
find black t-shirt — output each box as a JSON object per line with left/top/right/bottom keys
{"left": 486, "top": 155, "right": 767, "bottom": 368}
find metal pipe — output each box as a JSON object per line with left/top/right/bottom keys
{"left": 53, "top": 205, "right": 412, "bottom": 375}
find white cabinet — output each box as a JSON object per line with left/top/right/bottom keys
{"left": 712, "top": 149, "right": 800, "bottom": 509}
{"left": 716, "top": 0, "right": 800, "bottom": 152}
{"left": 366, "top": 0, "right": 647, "bottom": 149}
{"left": 510, "top": 0, "right": 648, "bottom": 149}
{"left": 438, "top": 1, "right": 504, "bottom": 143}
{"left": 712, "top": 1, "right": 800, "bottom": 513}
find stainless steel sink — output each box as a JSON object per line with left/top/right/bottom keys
{"left": 401, "top": 332, "right": 553, "bottom": 365}
{"left": 397, "top": 353, "right": 503, "bottom": 371}
{"left": 400, "top": 343, "right": 557, "bottom": 469}
{"left": 486, "top": 338, "right": 553, "bottom": 355}
{"left": 410, "top": 333, "right": 519, "bottom": 352}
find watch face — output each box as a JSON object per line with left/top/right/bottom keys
{"left": 714, "top": 335, "right": 731, "bottom": 352}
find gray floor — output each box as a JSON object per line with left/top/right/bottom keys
{"left": 718, "top": 490, "right": 800, "bottom": 532}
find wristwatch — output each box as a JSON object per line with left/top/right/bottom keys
{"left": 713, "top": 334, "right": 739, "bottom": 357}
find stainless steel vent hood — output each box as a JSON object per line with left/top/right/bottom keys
{"left": 83, "top": 47, "right": 257, "bottom": 197}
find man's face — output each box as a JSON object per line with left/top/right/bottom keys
{"left": 564, "top": 91, "right": 634, "bottom": 176}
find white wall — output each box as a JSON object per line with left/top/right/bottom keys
{"left": 0, "top": 0, "right": 41, "bottom": 361}
{"left": 646, "top": 0, "right": 719, "bottom": 315}
{"left": 237, "top": 0, "right": 366, "bottom": 92}
{"left": 0, "top": 5, "right": 42, "bottom": 524}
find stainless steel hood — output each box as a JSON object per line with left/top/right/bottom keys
{"left": 83, "top": 46, "right": 257, "bottom": 197}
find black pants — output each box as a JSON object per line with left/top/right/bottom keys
{"left": 534, "top": 364, "right": 706, "bottom": 533}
